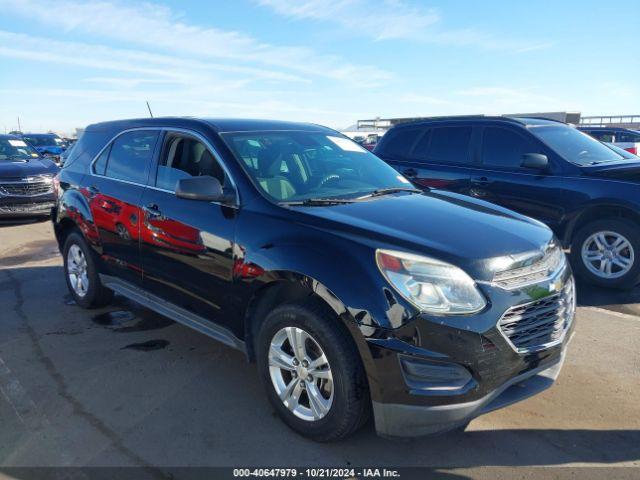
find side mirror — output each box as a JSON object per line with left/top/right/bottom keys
{"left": 521, "top": 153, "right": 549, "bottom": 170}
{"left": 176, "top": 176, "right": 228, "bottom": 202}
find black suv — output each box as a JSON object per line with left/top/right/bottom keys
{"left": 0, "top": 134, "right": 59, "bottom": 218}
{"left": 53, "top": 117, "right": 574, "bottom": 441}
{"left": 375, "top": 117, "right": 640, "bottom": 289}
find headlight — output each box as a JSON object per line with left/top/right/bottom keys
{"left": 376, "top": 249, "right": 486, "bottom": 315}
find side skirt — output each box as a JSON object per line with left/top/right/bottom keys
{"left": 100, "top": 274, "right": 246, "bottom": 353}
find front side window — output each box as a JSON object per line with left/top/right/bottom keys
{"left": 482, "top": 127, "right": 537, "bottom": 169}
{"left": 427, "top": 127, "right": 472, "bottom": 164}
{"left": 155, "top": 134, "right": 226, "bottom": 191}
{"left": 104, "top": 130, "right": 159, "bottom": 183}
{"left": 530, "top": 125, "right": 623, "bottom": 165}
{"left": 222, "top": 131, "right": 410, "bottom": 202}
{"left": 0, "top": 138, "right": 40, "bottom": 161}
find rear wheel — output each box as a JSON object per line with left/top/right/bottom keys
{"left": 63, "top": 231, "right": 114, "bottom": 308}
{"left": 256, "top": 298, "right": 370, "bottom": 442}
{"left": 570, "top": 219, "right": 640, "bottom": 289}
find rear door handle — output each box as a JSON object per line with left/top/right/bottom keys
{"left": 403, "top": 168, "right": 418, "bottom": 178}
{"left": 87, "top": 185, "right": 100, "bottom": 196}
{"left": 143, "top": 203, "right": 162, "bottom": 219}
{"left": 470, "top": 176, "right": 489, "bottom": 186}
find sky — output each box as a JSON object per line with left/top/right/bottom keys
{"left": 0, "top": 0, "right": 638, "bottom": 135}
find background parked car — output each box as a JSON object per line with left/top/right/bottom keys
{"left": 374, "top": 116, "right": 640, "bottom": 289}
{"left": 0, "top": 134, "right": 59, "bottom": 218}
{"left": 579, "top": 126, "right": 640, "bottom": 155}
{"left": 20, "top": 133, "right": 67, "bottom": 164}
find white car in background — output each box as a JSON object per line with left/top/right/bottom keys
{"left": 579, "top": 127, "right": 640, "bottom": 156}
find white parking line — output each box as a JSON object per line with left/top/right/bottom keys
{"left": 582, "top": 306, "right": 640, "bottom": 321}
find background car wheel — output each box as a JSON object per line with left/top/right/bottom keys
{"left": 570, "top": 218, "right": 640, "bottom": 289}
{"left": 256, "top": 298, "right": 370, "bottom": 442}
{"left": 63, "top": 231, "right": 114, "bottom": 308}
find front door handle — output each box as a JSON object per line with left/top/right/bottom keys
{"left": 403, "top": 168, "right": 418, "bottom": 178}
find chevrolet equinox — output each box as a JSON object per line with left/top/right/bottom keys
{"left": 53, "top": 118, "right": 575, "bottom": 441}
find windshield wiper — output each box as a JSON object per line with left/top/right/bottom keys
{"left": 357, "top": 187, "right": 423, "bottom": 199}
{"left": 282, "top": 198, "right": 357, "bottom": 206}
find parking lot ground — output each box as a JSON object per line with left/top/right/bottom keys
{"left": 0, "top": 220, "right": 639, "bottom": 477}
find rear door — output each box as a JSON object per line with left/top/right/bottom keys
{"left": 470, "top": 125, "right": 566, "bottom": 230}
{"left": 378, "top": 124, "right": 476, "bottom": 195}
{"left": 87, "top": 129, "right": 160, "bottom": 286}
{"left": 139, "top": 130, "right": 239, "bottom": 334}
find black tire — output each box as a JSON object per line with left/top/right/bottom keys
{"left": 570, "top": 218, "right": 640, "bottom": 289}
{"left": 256, "top": 298, "right": 371, "bottom": 442}
{"left": 62, "top": 231, "right": 114, "bottom": 308}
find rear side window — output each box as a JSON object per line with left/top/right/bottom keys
{"left": 481, "top": 127, "right": 537, "bottom": 169}
{"left": 104, "top": 130, "right": 159, "bottom": 184}
{"left": 409, "top": 128, "right": 431, "bottom": 160}
{"left": 616, "top": 131, "right": 640, "bottom": 143}
{"left": 93, "top": 145, "right": 110, "bottom": 175}
{"left": 427, "top": 127, "right": 472, "bottom": 164}
{"left": 380, "top": 128, "right": 423, "bottom": 157}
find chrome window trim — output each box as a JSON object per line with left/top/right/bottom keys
{"left": 88, "top": 126, "right": 240, "bottom": 207}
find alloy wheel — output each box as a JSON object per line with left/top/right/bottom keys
{"left": 67, "top": 244, "right": 89, "bottom": 297}
{"left": 581, "top": 230, "right": 634, "bottom": 279}
{"left": 268, "top": 326, "right": 334, "bottom": 421}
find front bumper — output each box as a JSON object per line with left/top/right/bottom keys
{"left": 372, "top": 338, "right": 570, "bottom": 437}
{"left": 361, "top": 262, "right": 575, "bottom": 438}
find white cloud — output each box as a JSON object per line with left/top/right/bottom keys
{"left": 0, "top": 0, "right": 392, "bottom": 87}
{"left": 257, "top": 0, "right": 440, "bottom": 40}
{"left": 257, "top": 0, "right": 551, "bottom": 52}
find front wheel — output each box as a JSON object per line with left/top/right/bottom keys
{"left": 256, "top": 299, "right": 370, "bottom": 442}
{"left": 570, "top": 219, "right": 640, "bottom": 289}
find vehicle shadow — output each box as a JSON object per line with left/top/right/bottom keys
{"left": 0, "top": 264, "right": 638, "bottom": 469}
{"left": 0, "top": 217, "right": 50, "bottom": 228}
{"left": 575, "top": 278, "right": 640, "bottom": 315}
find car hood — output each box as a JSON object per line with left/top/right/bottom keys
{"left": 581, "top": 160, "right": 640, "bottom": 181}
{"left": 290, "top": 191, "right": 553, "bottom": 279}
{"left": 0, "top": 158, "right": 59, "bottom": 178}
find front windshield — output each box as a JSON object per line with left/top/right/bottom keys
{"left": 0, "top": 138, "right": 40, "bottom": 161}
{"left": 530, "top": 125, "right": 624, "bottom": 165}
{"left": 23, "top": 135, "right": 57, "bottom": 147}
{"left": 222, "top": 130, "right": 411, "bottom": 202}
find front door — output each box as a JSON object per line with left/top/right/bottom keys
{"left": 139, "top": 131, "right": 239, "bottom": 333}
{"left": 469, "top": 125, "right": 566, "bottom": 232}
{"left": 87, "top": 129, "right": 160, "bottom": 286}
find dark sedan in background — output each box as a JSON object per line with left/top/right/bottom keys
{"left": 375, "top": 116, "right": 640, "bottom": 289}
{"left": 0, "top": 134, "right": 59, "bottom": 219}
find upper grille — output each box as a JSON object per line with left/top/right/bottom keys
{"left": 0, "top": 180, "right": 52, "bottom": 196}
{"left": 499, "top": 279, "right": 575, "bottom": 353}
{"left": 492, "top": 245, "right": 566, "bottom": 290}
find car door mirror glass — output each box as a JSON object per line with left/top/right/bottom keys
{"left": 521, "top": 153, "right": 548, "bottom": 170}
{"left": 176, "top": 176, "right": 226, "bottom": 202}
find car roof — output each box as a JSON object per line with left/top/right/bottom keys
{"left": 84, "top": 117, "right": 336, "bottom": 134}
{"left": 22, "top": 132, "right": 58, "bottom": 137}
{"left": 390, "top": 115, "right": 564, "bottom": 129}
{"left": 578, "top": 126, "right": 639, "bottom": 132}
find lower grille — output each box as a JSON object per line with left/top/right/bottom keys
{"left": 499, "top": 279, "right": 575, "bottom": 353}
{"left": 0, "top": 181, "right": 52, "bottom": 196}
{"left": 0, "top": 202, "right": 54, "bottom": 214}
